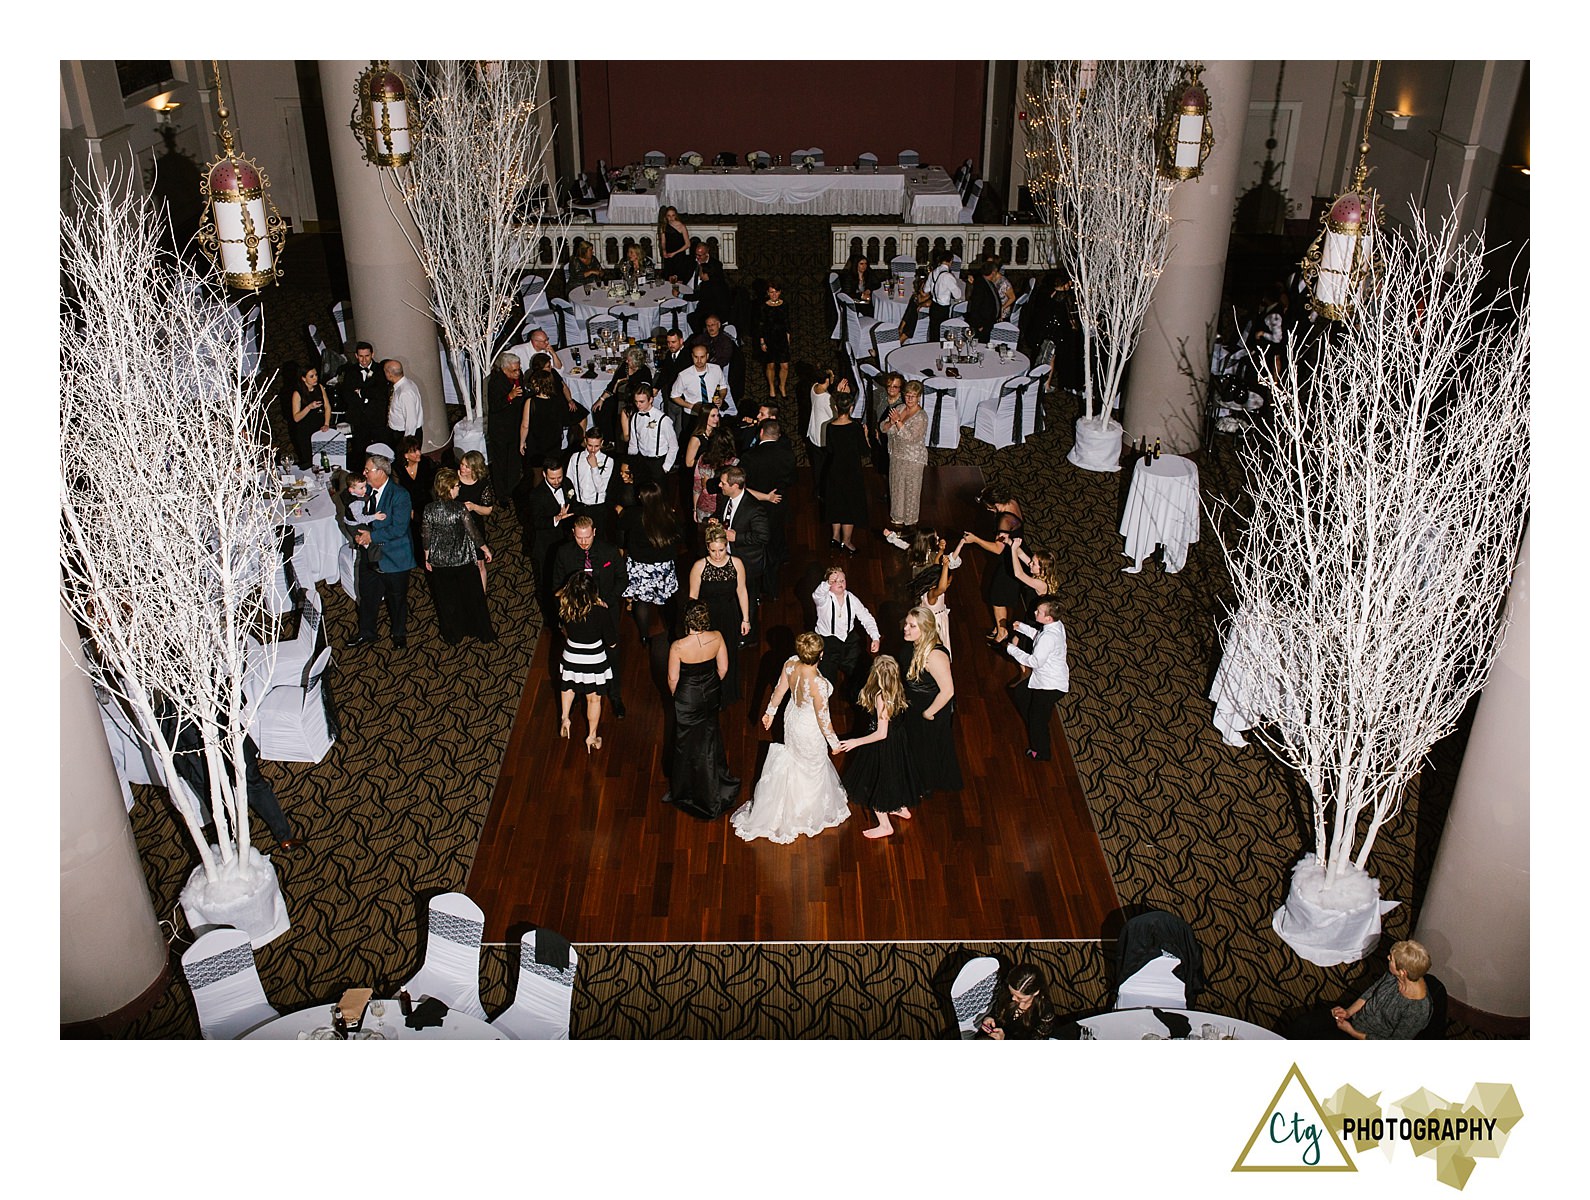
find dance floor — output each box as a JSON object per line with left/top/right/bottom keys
{"left": 467, "top": 464, "right": 1118, "bottom": 943}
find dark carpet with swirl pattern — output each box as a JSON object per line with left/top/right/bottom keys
{"left": 106, "top": 217, "right": 1488, "bottom": 1039}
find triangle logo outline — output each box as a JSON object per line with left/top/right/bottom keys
{"left": 1232, "top": 1062, "right": 1357, "bottom": 1172}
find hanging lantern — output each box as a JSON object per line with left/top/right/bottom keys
{"left": 1077, "top": 60, "right": 1098, "bottom": 96}
{"left": 197, "top": 61, "right": 286, "bottom": 290}
{"left": 1300, "top": 61, "right": 1386, "bottom": 321}
{"left": 350, "top": 60, "right": 417, "bottom": 167}
{"left": 1162, "top": 63, "right": 1215, "bottom": 181}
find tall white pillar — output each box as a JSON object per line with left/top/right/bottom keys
{"left": 1415, "top": 526, "right": 1530, "bottom": 1024}
{"left": 318, "top": 61, "right": 450, "bottom": 455}
{"left": 1123, "top": 61, "right": 1254, "bottom": 453}
{"left": 60, "top": 604, "right": 169, "bottom": 1029}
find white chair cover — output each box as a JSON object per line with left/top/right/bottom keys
{"left": 608, "top": 305, "right": 643, "bottom": 342}
{"left": 871, "top": 322, "right": 904, "bottom": 364}
{"left": 722, "top": 323, "right": 738, "bottom": 343}
{"left": 838, "top": 294, "right": 880, "bottom": 361}
{"left": 890, "top": 255, "right": 918, "bottom": 282}
{"left": 492, "top": 929, "right": 579, "bottom": 1040}
{"left": 643, "top": 150, "right": 668, "bottom": 167}
{"left": 940, "top": 317, "right": 970, "bottom": 341}
{"left": 959, "top": 180, "right": 984, "bottom": 224}
{"left": 989, "top": 321, "right": 1020, "bottom": 346}
{"left": 677, "top": 150, "right": 702, "bottom": 166}
{"left": 950, "top": 955, "right": 1001, "bottom": 1035}
{"left": 658, "top": 298, "right": 690, "bottom": 334}
{"left": 857, "top": 363, "right": 883, "bottom": 420}
{"left": 922, "top": 380, "right": 961, "bottom": 449}
{"left": 253, "top": 644, "right": 335, "bottom": 764}
{"left": 749, "top": 150, "right": 772, "bottom": 168}
{"left": 262, "top": 600, "right": 325, "bottom": 690}
{"left": 331, "top": 299, "right": 351, "bottom": 348}
{"left": 307, "top": 322, "right": 328, "bottom": 361}
{"left": 1115, "top": 952, "right": 1188, "bottom": 1009}
{"left": 403, "top": 891, "right": 487, "bottom": 1021}
{"left": 804, "top": 148, "right": 825, "bottom": 165}
{"left": 827, "top": 272, "right": 843, "bottom": 340}
{"left": 182, "top": 927, "right": 279, "bottom": 1039}
{"left": 857, "top": 151, "right": 879, "bottom": 167}
{"left": 586, "top": 314, "right": 621, "bottom": 345}
{"left": 337, "top": 542, "right": 359, "bottom": 602}
{"left": 897, "top": 149, "right": 920, "bottom": 167}
{"left": 974, "top": 371, "right": 1044, "bottom": 450}
{"left": 550, "top": 297, "right": 587, "bottom": 346}
{"left": 953, "top": 158, "right": 973, "bottom": 189}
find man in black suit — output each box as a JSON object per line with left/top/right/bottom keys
{"left": 716, "top": 465, "right": 769, "bottom": 636}
{"left": 654, "top": 328, "right": 694, "bottom": 442}
{"left": 740, "top": 414, "right": 796, "bottom": 598}
{"left": 527, "top": 457, "right": 576, "bottom": 614}
{"left": 967, "top": 260, "right": 1001, "bottom": 344}
{"left": 338, "top": 342, "right": 391, "bottom": 478}
{"left": 551, "top": 515, "right": 630, "bottom": 717}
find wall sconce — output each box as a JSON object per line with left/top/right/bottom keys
{"left": 1300, "top": 62, "right": 1385, "bottom": 321}
{"left": 1379, "top": 109, "right": 1411, "bottom": 131}
{"left": 1162, "top": 63, "right": 1214, "bottom": 181}
{"left": 197, "top": 61, "right": 286, "bottom": 290}
{"left": 349, "top": 60, "right": 417, "bottom": 168}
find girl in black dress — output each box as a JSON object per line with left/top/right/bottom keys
{"left": 757, "top": 279, "right": 792, "bottom": 400}
{"left": 822, "top": 377, "right": 869, "bottom": 553}
{"left": 838, "top": 655, "right": 914, "bottom": 838}
{"left": 456, "top": 450, "right": 495, "bottom": 593}
{"left": 519, "top": 352, "right": 586, "bottom": 484}
{"left": 961, "top": 508, "right": 1026, "bottom": 642}
{"left": 557, "top": 571, "right": 615, "bottom": 754}
{"left": 658, "top": 206, "right": 691, "bottom": 281}
{"left": 286, "top": 364, "right": 331, "bottom": 469}
{"left": 897, "top": 605, "right": 962, "bottom": 799}
{"left": 687, "top": 520, "right": 750, "bottom": 704}
{"left": 976, "top": 963, "right": 1058, "bottom": 1040}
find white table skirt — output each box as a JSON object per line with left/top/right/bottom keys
{"left": 286, "top": 485, "right": 344, "bottom": 589}
{"left": 907, "top": 178, "right": 964, "bottom": 223}
{"left": 561, "top": 344, "right": 620, "bottom": 413}
{"left": 886, "top": 342, "right": 1029, "bottom": 429}
{"left": 657, "top": 165, "right": 927, "bottom": 217}
{"left": 1077, "top": 1007, "right": 1284, "bottom": 1041}
{"left": 1120, "top": 454, "right": 1201, "bottom": 573}
{"left": 1209, "top": 610, "right": 1278, "bottom": 747}
{"left": 453, "top": 417, "right": 487, "bottom": 458}
{"left": 571, "top": 280, "right": 688, "bottom": 341}
{"left": 241, "top": 998, "right": 508, "bottom": 1041}
{"left": 605, "top": 190, "right": 661, "bottom": 223}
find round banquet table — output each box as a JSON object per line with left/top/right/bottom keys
{"left": 241, "top": 998, "right": 508, "bottom": 1041}
{"left": 570, "top": 280, "right": 691, "bottom": 341}
{"left": 867, "top": 283, "right": 923, "bottom": 328}
{"left": 559, "top": 343, "right": 622, "bottom": 414}
{"left": 1071, "top": 1007, "right": 1284, "bottom": 1041}
{"left": 1119, "top": 453, "right": 1201, "bottom": 574}
{"left": 886, "top": 342, "right": 1030, "bottom": 430}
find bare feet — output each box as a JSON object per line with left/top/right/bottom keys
{"left": 897, "top": 807, "right": 912, "bottom": 820}
{"left": 560, "top": 717, "right": 571, "bottom": 739}
{"left": 864, "top": 819, "right": 894, "bottom": 839}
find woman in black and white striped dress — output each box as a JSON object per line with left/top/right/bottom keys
{"left": 557, "top": 571, "right": 615, "bottom": 753}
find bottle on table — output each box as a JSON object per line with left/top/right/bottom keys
{"left": 331, "top": 1008, "right": 348, "bottom": 1039}
{"left": 1153, "top": 437, "right": 1161, "bottom": 462}
{"left": 399, "top": 988, "right": 413, "bottom": 1018}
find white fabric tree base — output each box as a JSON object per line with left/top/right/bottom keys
{"left": 180, "top": 846, "right": 291, "bottom": 948}
{"left": 1066, "top": 415, "right": 1125, "bottom": 472}
{"left": 1271, "top": 854, "right": 1399, "bottom": 967}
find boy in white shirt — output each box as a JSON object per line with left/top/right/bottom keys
{"left": 1005, "top": 597, "right": 1069, "bottom": 761}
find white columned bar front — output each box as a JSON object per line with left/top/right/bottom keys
{"left": 1122, "top": 61, "right": 1254, "bottom": 453}
{"left": 319, "top": 61, "right": 450, "bottom": 456}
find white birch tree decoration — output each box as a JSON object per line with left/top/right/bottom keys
{"left": 1024, "top": 59, "right": 1183, "bottom": 472}
{"left": 61, "top": 166, "right": 291, "bottom": 944}
{"left": 1214, "top": 204, "right": 1529, "bottom": 965}
{"left": 382, "top": 59, "right": 567, "bottom": 432}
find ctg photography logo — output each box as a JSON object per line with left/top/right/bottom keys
{"left": 1232, "top": 1064, "right": 1523, "bottom": 1190}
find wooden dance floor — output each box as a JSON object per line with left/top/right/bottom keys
{"left": 467, "top": 465, "right": 1118, "bottom": 943}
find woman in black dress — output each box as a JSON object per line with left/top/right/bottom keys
{"left": 557, "top": 571, "right": 615, "bottom": 754}
{"left": 658, "top": 206, "right": 691, "bottom": 281}
{"left": 757, "top": 279, "right": 792, "bottom": 400}
{"left": 592, "top": 346, "right": 651, "bottom": 447}
{"left": 519, "top": 352, "right": 586, "bottom": 483}
{"left": 286, "top": 364, "right": 332, "bottom": 469}
{"left": 687, "top": 520, "right": 750, "bottom": 704}
{"left": 961, "top": 508, "right": 1026, "bottom": 642}
{"left": 822, "top": 377, "right": 869, "bottom": 553}
{"left": 897, "top": 605, "right": 962, "bottom": 799}
{"left": 619, "top": 480, "right": 681, "bottom": 647}
{"left": 976, "top": 963, "right": 1058, "bottom": 1040}
{"left": 663, "top": 601, "right": 741, "bottom": 818}
{"left": 838, "top": 655, "right": 914, "bottom": 839}
{"left": 422, "top": 468, "right": 496, "bottom": 644}
{"left": 455, "top": 450, "right": 495, "bottom": 594}
{"left": 392, "top": 436, "right": 436, "bottom": 565}
{"left": 485, "top": 352, "right": 527, "bottom": 501}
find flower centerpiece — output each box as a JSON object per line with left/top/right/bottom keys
{"left": 684, "top": 151, "right": 704, "bottom": 171}
{"left": 643, "top": 165, "right": 660, "bottom": 187}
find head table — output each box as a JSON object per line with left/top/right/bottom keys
{"left": 604, "top": 165, "right": 960, "bottom": 221}
{"left": 886, "top": 341, "right": 1030, "bottom": 438}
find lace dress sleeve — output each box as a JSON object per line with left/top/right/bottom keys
{"left": 812, "top": 674, "right": 841, "bottom": 751}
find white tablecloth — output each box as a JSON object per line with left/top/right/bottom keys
{"left": 285, "top": 484, "right": 344, "bottom": 589}
{"left": 907, "top": 172, "right": 964, "bottom": 223}
{"left": 659, "top": 165, "right": 954, "bottom": 219}
{"left": 570, "top": 280, "right": 690, "bottom": 341}
{"left": 1209, "top": 609, "right": 1279, "bottom": 747}
{"left": 605, "top": 190, "right": 661, "bottom": 223}
{"left": 561, "top": 344, "right": 620, "bottom": 413}
{"left": 453, "top": 417, "right": 487, "bottom": 459}
{"left": 241, "top": 998, "right": 507, "bottom": 1041}
{"left": 1076, "top": 1007, "right": 1283, "bottom": 1041}
{"left": 1120, "top": 454, "right": 1200, "bottom": 573}
{"left": 886, "top": 342, "right": 1029, "bottom": 428}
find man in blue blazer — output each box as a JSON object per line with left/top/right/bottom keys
{"left": 348, "top": 447, "right": 417, "bottom": 649}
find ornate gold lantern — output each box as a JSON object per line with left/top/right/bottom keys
{"left": 197, "top": 61, "right": 286, "bottom": 290}
{"left": 1162, "top": 63, "right": 1215, "bottom": 181}
{"left": 1300, "top": 61, "right": 1385, "bottom": 321}
{"left": 350, "top": 60, "right": 417, "bottom": 167}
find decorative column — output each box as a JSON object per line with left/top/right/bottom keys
{"left": 1415, "top": 526, "right": 1530, "bottom": 1027}
{"left": 60, "top": 603, "right": 168, "bottom": 1032}
{"left": 318, "top": 60, "right": 450, "bottom": 455}
{"left": 1122, "top": 60, "right": 1253, "bottom": 453}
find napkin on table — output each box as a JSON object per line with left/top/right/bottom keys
{"left": 406, "top": 996, "right": 449, "bottom": 1030}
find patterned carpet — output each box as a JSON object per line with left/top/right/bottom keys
{"left": 108, "top": 218, "right": 1487, "bottom": 1040}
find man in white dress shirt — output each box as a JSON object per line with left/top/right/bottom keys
{"left": 811, "top": 566, "right": 881, "bottom": 703}
{"left": 1005, "top": 597, "right": 1069, "bottom": 761}
{"left": 927, "top": 248, "right": 965, "bottom": 342}
{"left": 669, "top": 344, "right": 734, "bottom": 418}
{"left": 383, "top": 358, "right": 423, "bottom": 448}
{"left": 622, "top": 385, "right": 678, "bottom": 484}
{"left": 566, "top": 427, "right": 616, "bottom": 538}
{"left": 507, "top": 326, "right": 564, "bottom": 372}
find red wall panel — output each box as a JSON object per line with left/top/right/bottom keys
{"left": 577, "top": 60, "right": 985, "bottom": 176}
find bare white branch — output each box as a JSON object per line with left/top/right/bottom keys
{"left": 1214, "top": 202, "right": 1530, "bottom": 890}
{"left": 60, "top": 163, "right": 283, "bottom": 884}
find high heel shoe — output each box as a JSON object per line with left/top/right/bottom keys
{"left": 586, "top": 735, "right": 602, "bottom": 753}
{"left": 560, "top": 717, "right": 571, "bottom": 739}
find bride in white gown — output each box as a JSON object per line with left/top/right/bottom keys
{"left": 731, "top": 632, "right": 850, "bottom": 844}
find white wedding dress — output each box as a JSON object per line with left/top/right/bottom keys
{"left": 731, "top": 659, "right": 850, "bottom": 844}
